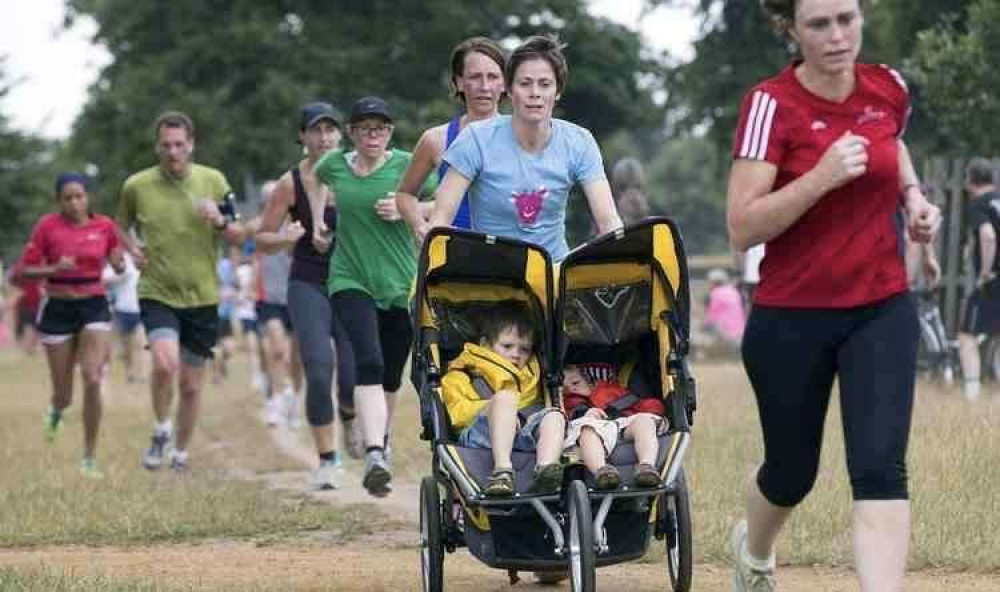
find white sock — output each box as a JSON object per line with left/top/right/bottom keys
{"left": 170, "top": 448, "right": 187, "bottom": 461}
{"left": 155, "top": 420, "right": 173, "bottom": 435}
{"left": 963, "top": 380, "right": 981, "bottom": 400}
{"left": 742, "top": 541, "right": 775, "bottom": 570}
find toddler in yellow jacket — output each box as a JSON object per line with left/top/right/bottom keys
{"left": 441, "top": 300, "right": 565, "bottom": 496}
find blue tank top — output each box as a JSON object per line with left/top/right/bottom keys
{"left": 437, "top": 115, "right": 471, "bottom": 229}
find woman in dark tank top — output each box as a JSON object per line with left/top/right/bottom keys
{"left": 254, "top": 102, "right": 358, "bottom": 491}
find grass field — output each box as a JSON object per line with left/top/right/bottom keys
{"left": 0, "top": 349, "right": 389, "bottom": 549}
{"left": 1, "top": 343, "right": 998, "bottom": 589}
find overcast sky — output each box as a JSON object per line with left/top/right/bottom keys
{"left": 0, "top": 0, "right": 699, "bottom": 139}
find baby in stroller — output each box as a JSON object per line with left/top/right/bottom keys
{"left": 563, "top": 363, "right": 664, "bottom": 490}
{"left": 440, "top": 300, "right": 567, "bottom": 497}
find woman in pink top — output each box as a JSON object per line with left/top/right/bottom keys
{"left": 704, "top": 268, "right": 746, "bottom": 345}
{"left": 19, "top": 173, "right": 125, "bottom": 478}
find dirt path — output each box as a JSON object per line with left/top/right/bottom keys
{"left": 1, "top": 543, "right": 996, "bottom": 591}
{"left": 1, "top": 399, "right": 996, "bottom": 590}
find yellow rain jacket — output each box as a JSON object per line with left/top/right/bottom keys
{"left": 440, "top": 343, "right": 541, "bottom": 430}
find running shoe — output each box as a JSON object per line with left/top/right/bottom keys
{"left": 44, "top": 408, "right": 63, "bottom": 443}
{"left": 342, "top": 418, "right": 364, "bottom": 460}
{"left": 362, "top": 448, "right": 392, "bottom": 497}
{"left": 142, "top": 430, "right": 171, "bottom": 470}
{"left": 265, "top": 395, "right": 285, "bottom": 427}
{"left": 284, "top": 392, "right": 301, "bottom": 429}
{"left": 169, "top": 449, "right": 188, "bottom": 473}
{"left": 80, "top": 457, "right": 104, "bottom": 480}
{"left": 313, "top": 459, "right": 341, "bottom": 491}
{"left": 730, "top": 519, "right": 776, "bottom": 592}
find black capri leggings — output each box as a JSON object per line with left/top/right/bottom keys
{"left": 287, "top": 279, "right": 356, "bottom": 426}
{"left": 741, "top": 292, "right": 918, "bottom": 506}
{"left": 332, "top": 290, "right": 413, "bottom": 392}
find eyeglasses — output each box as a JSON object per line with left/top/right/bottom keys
{"left": 352, "top": 124, "right": 392, "bottom": 137}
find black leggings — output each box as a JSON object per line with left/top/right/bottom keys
{"left": 287, "top": 280, "right": 356, "bottom": 426}
{"left": 741, "top": 292, "right": 918, "bottom": 506}
{"left": 332, "top": 290, "right": 413, "bottom": 391}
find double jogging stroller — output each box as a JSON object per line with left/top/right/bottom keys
{"left": 411, "top": 218, "right": 697, "bottom": 592}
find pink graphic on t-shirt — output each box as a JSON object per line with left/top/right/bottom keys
{"left": 511, "top": 187, "right": 547, "bottom": 226}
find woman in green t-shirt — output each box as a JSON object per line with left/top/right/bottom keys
{"left": 311, "top": 96, "right": 431, "bottom": 497}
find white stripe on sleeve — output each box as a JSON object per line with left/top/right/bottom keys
{"left": 739, "top": 91, "right": 777, "bottom": 161}
{"left": 755, "top": 96, "right": 778, "bottom": 160}
{"left": 739, "top": 91, "right": 764, "bottom": 158}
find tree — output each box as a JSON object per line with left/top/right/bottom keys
{"left": 0, "top": 60, "right": 60, "bottom": 262}
{"left": 908, "top": 0, "right": 1000, "bottom": 154}
{"left": 65, "top": 0, "right": 666, "bottom": 210}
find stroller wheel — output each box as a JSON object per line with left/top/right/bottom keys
{"left": 420, "top": 476, "right": 444, "bottom": 592}
{"left": 566, "top": 480, "right": 596, "bottom": 592}
{"left": 661, "top": 469, "right": 693, "bottom": 592}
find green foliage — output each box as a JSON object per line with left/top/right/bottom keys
{"left": 0, "top": 63, "right": 65, "bottom": 262}
{"left": 657, "top": 0, "right": 790, "bottom": 153}
{"left": 908, "top": 0, "right": 1000, "bottom": 154}
{"left": 65, "top": 0, "right": 665, "bottom": 209}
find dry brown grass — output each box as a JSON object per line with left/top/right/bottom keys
{"left": 0, "top": 348, "right": 380, "bottom": 548}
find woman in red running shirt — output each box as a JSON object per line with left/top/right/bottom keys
{"left": 19, "top": 173, "right": 125, "bottom": 478}
{"left": 724, "top": 2, "right": 941, "bottom": 591}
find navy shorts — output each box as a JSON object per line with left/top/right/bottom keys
{"left": 256, "top": 301, "right": 293, "bottom": 332}
{"left": 37, "top": 296, "right": 112, "bottom": 343}
{"left": 240, "top": 318, "right": 258, "bottom": 335}
{"left": 115, "top": 311, "right": 142, "bottom": 335}
{"left": 961, "top": 281, "right": 1000, "bottom": 336}
{"left": 140, "top": 299, "right": 218, "bottom": 362}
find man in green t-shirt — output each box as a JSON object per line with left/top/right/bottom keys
{"left": 117, "top": 111, "right": 247, "bottom": 472}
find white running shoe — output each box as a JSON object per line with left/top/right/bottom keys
{"left": 313, "top": 460, "right": 340, "bottom": 491}
{"left": 284, "top": 391, "right": 301, "bottom": 429}
{"left": 252, "top": 371, "right": 269, "bottom": 397}
{"left": 142, "top": 430, "right": 171, "bottom": 470}
{"left": 730, "top": 520, "right": 776, "bottom": 592}
{"left": 265, "top": 396, "right": 285, "bottom": 427}
{"left": 362, "top": 449, "right": 392, "bottom": 497}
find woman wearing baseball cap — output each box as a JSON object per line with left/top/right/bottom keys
{"left": 255, "top": 101, "right": 358, "bottom": 491}
{"left": 310, "top": 96, "right": 437, "bottom": 497}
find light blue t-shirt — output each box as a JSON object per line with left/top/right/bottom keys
{"left": 442, "top": 115, "right": 606, "bottom": 262}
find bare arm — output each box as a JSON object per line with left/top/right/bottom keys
{"left": 727, "top": 132, "right": 870, "bottom": 251}
{"left": 979, "top": 224, "right": 997, "bottom": 284}
{"left": 219, "top": 221, "right": 249, "bottom": 246}
{"left": 898, "top": 140, "right": 941, "bottom": 244}
{"left": 309, "top": 161, "right": 335, "bottom": 253}
{"left": 397, "top": 129, "right": 443, "bottom": 233}
{"left": 581, "top": 178, "right": 623, "bottom": 235}
{"left": 255, "top": 173, "right": 304, "bottom": 254}
{"left": 20, "top": 258, "right": 76, "bottom": 279}
{"left": 423, "top": 168, "right": 473, "bottom": 243}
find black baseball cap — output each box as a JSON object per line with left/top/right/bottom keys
{"left": 299, "top": 102, "right": 342, "bottom": 131}
{"left": 349, "top": 96, "right": 393, "bottom": 123}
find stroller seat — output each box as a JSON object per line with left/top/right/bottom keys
{"left": 442, "top": 446, "right": 541, "bottom": 495}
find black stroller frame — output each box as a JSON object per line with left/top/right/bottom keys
{"left": 412, "top": 219, "right": 697, "bottom": 592}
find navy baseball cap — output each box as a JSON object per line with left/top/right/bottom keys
{"left": 299, "top": 102, "right": 342, "bottom": 131}
{"left": 349, "top": 96, "right": 392, "bottom": 123}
